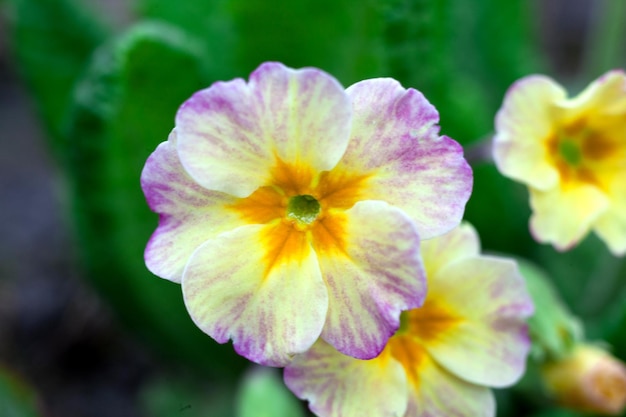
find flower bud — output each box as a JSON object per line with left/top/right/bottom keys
{"left": 541, "top": 344, "right": 626, "bottom": 415}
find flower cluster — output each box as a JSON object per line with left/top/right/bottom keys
{"left": 284, "top": 224, "right": 533, "bottom": 417}
{"left": 141, "top": 62, "right": 535, "bottom": 417}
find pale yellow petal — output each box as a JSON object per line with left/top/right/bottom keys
{"left": 529, "top": 185, "right": 609, "bottom": 251}
{"left": 402, "top": 346, "right": 496, "bottom": 417}
{"left": 419, "top": 223, "right": 480, "bottom": 279}
{"left": 594, "top": 176, "right": 626, "bottom": 255}
{"left": 423, "top": 257, "right": 533, "bottom": 387}
{"left": 493, "top": 75, "right": 565, "bottom": 190}
{"left": 563, "top": 70, "right": 626, "bottom": 116}
{"left": 284, "top": 340, "right": 409, "bottom": 417}
{"left": 182, "top": 223, "right": 328, "bottom": 366}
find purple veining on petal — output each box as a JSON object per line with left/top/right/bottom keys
{"left": 175, "top": 62, "right": 352, "bottom": 197}
{"left": 179, "top": 82, "right": 263, "bottom": 145}
{"left": 341, "top": 78, "right": 473, "bottom": 239}
{"left": 141, "top": 135, "right": 242, "bottom": 281}
{"left": 343, "top": 80, "right": 442, "bottom": 172}
{"left": 249, "top": 62, "right": 352, "bottom": 172}
{"left": 181, "top": 224, "right": 328, "bottom": 367}
{"left": 321, "top": 201, "right": 426, "bottom": 360}
{"left": 141, "top": 139, "right": 224, "bottom": 212}
{"left": 175, "top": 77, "right": 271, "bottom": 196}
{"left": 284, "top": 340, "right": 409, "bottom": 417}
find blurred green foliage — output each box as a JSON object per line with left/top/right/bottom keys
{"left": 140, "top": 373, "right": 236, "bottom": 417}
{"left": 517, "top": 259, "right": 583, "bottom": 362}
{"left": 235, "top": 367, "right": 305, "bottom": 417}
{"left": 63, "top": 20, "right": 248, "bottom": 376}
{"left": 7, "top": 0, "right": 107, "bottom": 153}
{"left": 0, "top": 366, "right": 41, "bottom": 417}
{"left": 5, "top": 0, "right": 626, "bottom": 416}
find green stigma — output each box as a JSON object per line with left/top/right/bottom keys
{"left": 558, "top": 139, "right": 582, "bottom": 166}
{"left": 287, "top": 195, "right": 321, "bottom": 224}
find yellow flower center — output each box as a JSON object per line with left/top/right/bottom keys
{"left": 228, "top": 157, "right": 373, "bottom": 277}
{"left": 387, "top": 298, "right": 462, "bottom": 387}
{"left": 546, "top": 116, "right": 625, "bottom": 188}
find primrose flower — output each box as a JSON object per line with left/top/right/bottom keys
{"left": 284, "top": 223, "right": 533, "bottom": 417}
{"left": 141, "top": 62, "right": 472, "bottom": 366}
{"left": 542, "top": 344, "right": 626, "bottom": 415}
{"left": 493, "top": 71, "right": 626, "bottom": 255}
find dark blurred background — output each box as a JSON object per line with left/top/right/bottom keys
{"left": 0, "top": 0, "right": 621, "bottom": 416}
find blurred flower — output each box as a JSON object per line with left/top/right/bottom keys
{"left": 493, "top": 71, "right": 626, "bottom": 255}
{"left": 284, "top": 223, "right": 533, "bottom": 417}
{"left": 542, "top": 344, "right": 626, "bottom": 415}
{"left": 141, "top": 62, "right": 472, "bottom": 366}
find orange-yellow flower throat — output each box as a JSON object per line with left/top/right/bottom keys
{"left": 229, "top": 158, "right": 373, "bottom": 275}
{"left": 547, "top": 116, "right": 625, "bottom": 188}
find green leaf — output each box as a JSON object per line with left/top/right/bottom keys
{"left": 602, "top": 260, "right": 626, "bottom": 363}
{"left": 527, "top": 409, "right": 584, "bottom": 417}
{"left": 139, "top": 0, "right": 387, "bottom": 84}
{"left": 471, "top": 0, "right": 544, "bottom": 97}
{"left": 382, "top": 0, "right": 543, "bottom": 145}
{"left": 64, "top": 21, "right": 246, "bottom": 375}
{"left": 516, "top": 258, "right": 583, "bottom": 362}
{"left": 140, "top": 374, "right": 236, "bottom": 417}
{"left": 228, "top": 0, "right": 386, "bottom": 85}
{"left": 382, "top": 0, "right": 453, "bottom": 106}
{"left": 534, "top": 234, "right": 625, "bottom": 331}
{"left": 0, "top": 366, "right": 41, "bottom": 417}
{"left": 135, "top": 0, "right": 236, "bottom": 80}
{"left": 6, "top": 0, "right": 107, "bottom": 152}
{"left": 464, "top": 163, "right": 534, "bottom": 255}
{"left": 381, "top": 0, "right": 495, "bottom": 143}
{"left": 236, "top": 367, "right": 305, "bottom": 417}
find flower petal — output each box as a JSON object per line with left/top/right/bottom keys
{"left": 181, "top": 223, "right": 328, "bottom": 366}
{"left": 564, "top": 70, "right": 626, "bottom": 115}
{"left": 420, "top": 222, "right": 480, "bottom": 279}
{"left": 594, "top": 177, "right": 626, "bottom": 255}
{"left": 493, "top": 75, "right": 565, "bottom": 190}
{"left": 341, "top": 79, "right": 472, "bottom": 239}
{"left": 284, "top": 340, "right": 408, "bottom": 417}
{"left": 422, "top": 256, "right": 533, "bottom": 387}
{"left": 318, "top": 200, "right": 426, "bottom": 359}
{"left": 249, "top": 62, "right": 352, "bottom": 172}
{"left": 404, "top": 351, "right": 496, "bottom": 417}
{"left": 176, "top": 62, "right": 352, "bottom": 197}
{"left": 141, "top": 131, "right": 241, "bottom": 282}
{"left": 529, "top": 185, "right": 609, "bottom": 251}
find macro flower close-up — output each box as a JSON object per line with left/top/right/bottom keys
{"left": 284, "top": 223, "right": 534, "bottom": 417}
{"left": 5, "top": 0, "right": 626, "bottom": 415}
{"left": 493, "top": 71, "right": 626, "bottom": 255}
{"left": 140, "top": 62, "right": 472, "bottom": 366}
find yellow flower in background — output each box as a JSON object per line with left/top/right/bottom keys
{"left": 284, "top": 224, "right": 533, "bottom": 417}
{"left": 493, "top": 71, "right": 626, "bottom": 255}
{"left": 542, "top": 344, "right": 626, "bottom": 415}
{"left": 141, "top": 62, "right": 473, "bottom": 366}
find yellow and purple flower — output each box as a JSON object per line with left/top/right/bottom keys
{"left": 284, "top": 224, "right": 533, "bottom": 417}
{"left": 493, "top": 71, "right": 626, "bottom": 255}
{"left": 141, "top": 62, "right": 472, "bottom": 366}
